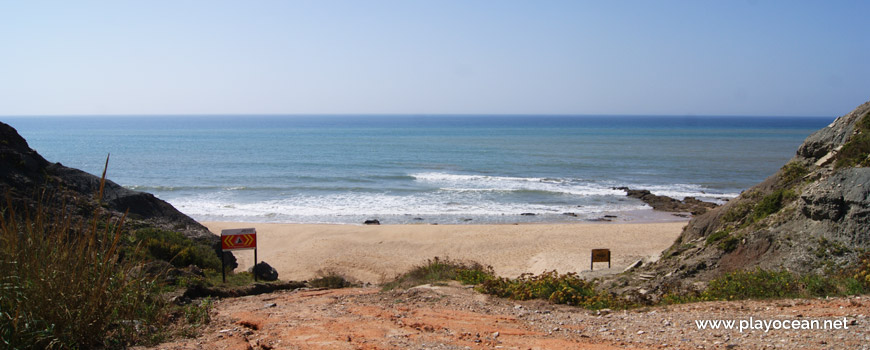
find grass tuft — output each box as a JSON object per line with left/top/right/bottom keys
{"left": 0, "top": 163, "right": 166, "bottom": 349}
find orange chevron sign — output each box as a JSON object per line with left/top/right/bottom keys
{"left": 220, "top": 228, "right": 257, "bottom": 251}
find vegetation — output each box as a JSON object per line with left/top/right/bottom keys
{"left": 835, "top": 110, "right": 870, "bottom": 169}
{"left": 309, "top": 271, "right": 354, "bottom": 289}
{"left": 664, "top": 258, "right": 870, "bottom": 304}
{"left": 0, "top": 182, "right": 166, "bottom": 348}
{"left": 702, "top": 267, "right": 868, "bottom": 301}
{"left": 385, "top": 257, "right": 625, "bottom": 310}
{"left": 127, "top": 228, "right": 221, "bottom": 270}
{"left": 721, "top": 200, "right": 754, "bottom": 224}
{"left": 751, "top": 189, "right": 796, "bottom": 222}
{"left": 477, "top": 271, "right": 623, "bottom": 309}
{"left": 175, "top": 298, "right": 213, "bottom": 338}
{"left": 382, "top": 257, "right": 495, "bottom": 290}
{"left": 851, "top": 252, "right": 870, "bottom": 287}
{"left": 705, "top": 229, "right": 730, "bottom": 245}
{"left": 393, "top": 255, "right": 870, "bottom": 311}
{"left": 779, "top": 161, "right": 809, "bottom": 185}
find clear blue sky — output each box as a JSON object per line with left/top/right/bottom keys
{"left": 1, "top": 1, "right": 867, "bottom": 116}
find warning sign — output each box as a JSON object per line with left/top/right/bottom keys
{"left": 221, "top": 228, "right": 257, "bottom": 251}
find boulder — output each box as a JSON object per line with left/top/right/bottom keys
{"left": 250, "top": 261, "right": 279, "bottom": 281}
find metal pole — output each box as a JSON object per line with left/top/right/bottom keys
{"left": 221, "top": 251, "right": 226, "bottom": 283}
{"left": 253, "top": 248, "right": 258, "bottom": 282}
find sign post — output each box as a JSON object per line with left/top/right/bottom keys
{"left": 221, "top": 228, "right": 258, "bottom": 283}
{"left": 591, "top": 248, "right": 611, "bottom": 271}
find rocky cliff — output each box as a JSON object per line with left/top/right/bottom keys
{"left": 609, "top": 100, "right": 870, "bottom": 301}
{"left": 0, "top": 121, "right": 234, "bottom": 266}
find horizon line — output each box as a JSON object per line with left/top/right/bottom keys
{"left": 0, "top": 112, "right": 837, "bottom": 119}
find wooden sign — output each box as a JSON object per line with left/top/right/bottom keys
{"left": 221, "top": 228, "right": 257, "bottom": 251}
{"left": 591, "top": 248, "right": 611, "bottom": 270}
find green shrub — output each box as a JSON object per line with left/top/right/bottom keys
{"left": 835, "top": 111, "right": 870, "bottom": 169}
{"left": 706, "top": 229, "right": 730, "bottom": 245}
{"left": 309, "top": 272, "right": 353, "bottom": 289}
{"left": 131, "top": 228, "right": 221, "bottom": 270}
{"left": 702, "top": 267, "right": 868, "bottom": 301}
{"left": 476, "top": 271, "right": 620, "bottom": 309}
{"left": 722, "top": 200, "right": 753, "bottom": 223}
{"left": 382, "top": 257, "right": 495, "bottom": 290}
{"left": 751, "top": 189, "right": 796, "bottom": 222}
{"left": 835, "top": 132, "right": 870, "bottom": 168}
{"left": 718, "top": 235, "right": 741, "bottom": 253}
{"left": 780, "top": 161, "right": 809, "bottom": 184}
{"left": 703, "top": 269, "right": 800, "bottom": 300}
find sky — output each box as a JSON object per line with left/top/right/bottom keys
{"left": 0, "top": 1, "right": 868, "bottom": 117}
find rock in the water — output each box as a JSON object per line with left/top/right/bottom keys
{"left": 364, "top": 219, "right": 380, "bottom": 225}
{"left": 613, "top": 187, "right": 718, "bottom": 214}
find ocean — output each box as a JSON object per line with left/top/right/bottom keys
{"left": 4, "top": 115, "right": 833, "bottom": 224}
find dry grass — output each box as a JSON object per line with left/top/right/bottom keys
{"left": 0, "top": 158, "right": 166, "bottom": 349}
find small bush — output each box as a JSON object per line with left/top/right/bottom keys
{"left": 718, "top": 235, "right": 741, "bottom": 253}
{"left": 850, "top": 252, "right": 870, "bottom": 290}
{"left": 705, "top": 229, "right": 730, "bottom": 245}
{"left": 751, "top": 189, "right": 796, "bottom": 222}
{"left": 476, "top": 271, "right": 622, "bottom": 309}
{"left": 722, "top": 200, "right": 753, "bottom": 224}
{"left": 183, "top": 297, "right": 212, "bottom": 326}
{"left": 703, "top": 269, "right": 800, "bottom": 300}
{"left": 382, "top": 257, "right": 495, "bottom": 290}
{"left": 835, "top": 111, "right": 870, "bottom": 169}
{"left": 701, "top": 267, "right": 867, "bottom": 301}
{"left": 309, "top": 272, "right": 353, "bottom": 289}
{"left": 780, "top": 161, "right": 809, "bottom": 184}
{"left": 130, "top": 228, "right": 221, "bottom": 270}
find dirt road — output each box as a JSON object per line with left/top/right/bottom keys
{"left": 142, "top": 283, "right": 868, "bottom": 350}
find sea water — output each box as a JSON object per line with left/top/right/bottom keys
{"left": 4, "top": 115, "right": 833, "bottom": 224}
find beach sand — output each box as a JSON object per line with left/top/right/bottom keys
{"left": 203, "top": 222, "right": 686, "bottom": 284}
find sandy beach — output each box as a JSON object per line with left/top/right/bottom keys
{"left": 203, "top": 221, "right": 686, "bottom": 283}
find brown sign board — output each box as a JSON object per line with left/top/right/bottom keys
{"left": 591, "top": 248, "right": 611, "bottom": 270}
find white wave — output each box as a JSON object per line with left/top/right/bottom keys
{"left": 638, "top": 184, "right": 739, "bottom": 200}
{"left": 411, "top": 172, "right": 623, "bottom": 196}
{"left": 166, "top": 191, "right": 647, "bottom": 222}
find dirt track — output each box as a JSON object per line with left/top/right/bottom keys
{"left": 142, "top": 284, "right": 869, "bottom": 350}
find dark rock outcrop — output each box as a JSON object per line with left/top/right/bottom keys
{"left": 0, "top": 121, "right": 235, "bottom": 268}
{"left": 607, "top": 100, "right": 870, "bottom": 302}
{"left": 614, "top": 187, "right": 720, "bottom": 215}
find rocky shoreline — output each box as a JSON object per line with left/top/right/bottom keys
{"left": 614, "top": 187, "right": 721, "bottom": 215}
